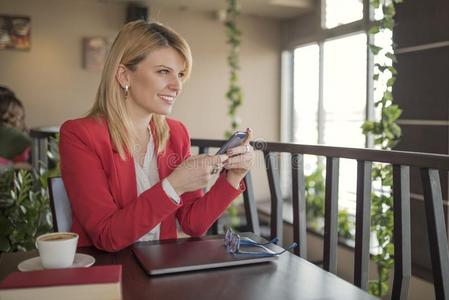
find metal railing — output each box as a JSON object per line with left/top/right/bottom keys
{"left": 191, "top": 138, "right": 449, "bottom": 300}
{"left": 29, "top": 129, "right": 449, "bottom": 299}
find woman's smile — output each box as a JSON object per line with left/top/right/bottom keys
{"left": 158, "top": 94, "right": 176, "bottom": 105}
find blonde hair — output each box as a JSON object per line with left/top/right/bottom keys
{"left": 89, "top": 21, "right": 192, "bottom": 159}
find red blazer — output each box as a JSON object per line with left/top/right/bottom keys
{"left": 59, "top": 117, "right": 244, "bottom": 252}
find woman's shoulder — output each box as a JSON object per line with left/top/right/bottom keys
{"left": 166, "top": 118, "right": 189, "bottom": 135}
{"left": 166, "top": 117, "right": 189, "bottom": 138}
{"left": 61, "top": 116, "right": 107, "bottom": 133}
{"left": 60, "top": 116, "right": 111, "bottom": 149}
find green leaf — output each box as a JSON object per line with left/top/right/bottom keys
{"left": 388, "top": 66, "right": 398, "bottom": 75}
{"left": 383, "top": 90, "right": 393, "bottom": 101}
{"left": 383, "top": 17, "right": 394, "bottom": 30}
{"left": 383, "top": 4, "right": 396, "bottom": 16}
{"left": 361, "top": 121, "right": 374, "bottom": 133}
{"left": 385, "top": 52, "right": 398, "bottom": 63}
{"left": 369, "top": 44, "right": 382, "bottom": 55}
{"left": 370, "top": 0, "right": 381, "bottom": 8}
{"left": 390, "top": 123, "right": 402, "bottom": 137}
{"left": 386, "top": 77, "right": 396, "bottom": 87}
{"left": 368, "top": 25, "right": 380, "bottom": 35}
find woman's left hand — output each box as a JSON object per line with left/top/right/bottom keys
{"left": 224, "top": 128, "right": 255, "bottom": 187}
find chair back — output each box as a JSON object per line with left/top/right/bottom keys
{"left": 48, "top": 176, "right": 72, "bottom": 232}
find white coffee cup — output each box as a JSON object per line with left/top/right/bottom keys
{"left": 35, "top": 232, "right": 79, "bottom": 269}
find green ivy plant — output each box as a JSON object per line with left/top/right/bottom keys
{"left": 362, "top": 0, "right": 404, "bottom": 297}
{"left": 224, "top": 0, "right": 243, "bottom": 138}
{"left": 221, "top": 0, "right": 244, "bottom": 229}
{"left": 305, "top": 166, "right": 354, "bottom": 241}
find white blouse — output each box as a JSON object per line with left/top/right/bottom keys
{"left": 134, "top": 134, "right": 180, "bottom": 242}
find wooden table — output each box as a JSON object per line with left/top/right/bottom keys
{"left": 0, "top": 234, "right": 377, "bottom": 300}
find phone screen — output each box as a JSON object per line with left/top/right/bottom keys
{"left": 216, "top": 131, "right": 248, "bottom": 155}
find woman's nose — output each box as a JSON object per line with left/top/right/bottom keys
{"left": 168, "top": 75, "right": 182, "bottom": 92}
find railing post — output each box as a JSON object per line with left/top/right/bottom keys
{"left": 291, "top": 153, "right": 307, "bottom": 258}
{"left": 199, "top": 146, "right": 218, "bottom": 235}
{"left": 420, "top": 168, "right": 449, "bottom": 300}
{"left": 242, "top": 172, "right": 260, "bottom": 235}
{"left": 264, "top": 151, "right": 283, "bottom": 245}
{"left": 198, "top": 147, "right": 209, "bottom": 155}
{"left": 354, "top": 160, "right": 372, "bottom": 290}
{"left": 323, "top": 157, "right": 339, "bottom": 274}
{"left": 391, "top": 165, "right": 411, "bottom": 300}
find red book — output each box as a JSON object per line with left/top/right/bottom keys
{"left": 0, "top": 265, "right": 122, "bottom": 300}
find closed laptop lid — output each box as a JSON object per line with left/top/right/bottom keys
{"left": 132, "top": 235, "right": 278, "bottom": 275}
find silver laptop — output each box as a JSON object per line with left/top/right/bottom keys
{"left": 132, "top": 234, "right": 278, "bottom": 275}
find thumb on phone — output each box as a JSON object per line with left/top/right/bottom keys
{"left": 243, "top": 128, "right": 253, "bottom": 145}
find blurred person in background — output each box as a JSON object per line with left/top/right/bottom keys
{"left": 0, "top": 86, "right": 31, "bottom": 170}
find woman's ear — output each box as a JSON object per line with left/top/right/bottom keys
{"left": 116, "top": 64, "right": 130, "bottom": 89}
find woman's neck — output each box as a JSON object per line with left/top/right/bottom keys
{"left": 125, "top": 98, "right": 153, "bottom": 140}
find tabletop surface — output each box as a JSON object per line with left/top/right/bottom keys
{"left": 0, "top": 233, "right": 377, "bottom": 300}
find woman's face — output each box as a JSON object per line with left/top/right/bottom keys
{"left": 126, "top": 47, "right": 186, "bottom": 117}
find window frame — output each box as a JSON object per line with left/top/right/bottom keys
{"left": 280, "top": 0, "right": 379, "bottom": 205}
{"left": 281, "top": 0, "right": 377, "bottom": 148}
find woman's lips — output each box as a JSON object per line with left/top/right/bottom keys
{"left": 159, "top": 94, "right": 175, "bottom": 104}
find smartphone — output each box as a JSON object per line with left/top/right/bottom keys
{"left": 216, "top": 131, "right": 248, "bottom": 155}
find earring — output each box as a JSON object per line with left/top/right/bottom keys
{"left": 124, "top": 85, "right": 129, "bottom": 98}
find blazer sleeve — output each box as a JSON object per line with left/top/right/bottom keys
{"left": 59, "top": 120, "right": 180, "bottom": 252}
{"left": 174, "top": 122, "right": 245, "bottom": 237}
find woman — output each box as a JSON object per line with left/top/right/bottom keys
{"left": 0, "top": 86, "right": 31, "bottom": 169}
{"left": 59, "top": 21, "right": 254, "bottom": 252}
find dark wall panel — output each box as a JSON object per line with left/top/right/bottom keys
{"left": 394, "top": 47, "right": 449, "bottom": 120}
{"left": 396, "top": 125, "right": 448, "bottom": 154}
{"left": 394, "top": 0, "right": 449, "bottom": 48}
{"left": 394, "top": 0, "right": 449, "bottom": 282}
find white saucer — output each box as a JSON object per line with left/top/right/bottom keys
{"left": 17, "top": 253, "right": 95, "bottom": 272}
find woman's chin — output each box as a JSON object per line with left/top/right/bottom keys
{"left": 150, "top": 107, "right": 172, "bottom": 116}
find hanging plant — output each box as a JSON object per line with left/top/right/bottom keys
{"left": 224, "top": 0, "right": 243, "bottom": 138}
{"left": 220, "top": 0, "right": 245, "bottom": 230}
{"left": 361, "top": 0, "right": 404, "bottom": 297}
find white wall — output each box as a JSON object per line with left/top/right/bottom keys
{"left": 0, "top": 0, "right": 125, "bottom": 127}
{"left": 0, "top": 0, "right": 281, "bottom": 201}
{"left": 0, "top": 0, "right": 281, "bottom": 143}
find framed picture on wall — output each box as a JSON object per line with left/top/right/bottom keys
{"left": 0, "top": 15, "right": 31, "bottom": 50}
{"left": 83, "top": 37, "right": 111, "bottom": 72}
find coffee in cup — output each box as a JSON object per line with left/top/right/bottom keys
{"left": 35, "top": 232, "right": 79, "bottom": 269}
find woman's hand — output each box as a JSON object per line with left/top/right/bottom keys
{"left": 224, "top": 128, "right": 255, "bottom": 188}
{"left": 166, "top": 154, "right": 228, "bottom": 196}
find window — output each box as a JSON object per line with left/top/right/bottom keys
{"left": 282, "top": 1, "right": 392, "bottom": 217}
{"left": 324, "top": 0, "right": 363, "bottom": 29}
{"left": 322, "top": 33, "right": 367, "bottom": 148}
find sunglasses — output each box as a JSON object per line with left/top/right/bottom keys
{"left": 224, "top": 227, "right": 297, "bottom": 257}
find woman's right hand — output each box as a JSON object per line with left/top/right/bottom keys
{"left": 166, "top": 154, "right": 228, "bottom": 196}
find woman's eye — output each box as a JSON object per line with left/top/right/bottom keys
{"left": 158, "top": 69, "right": 169, "bottom": 75}
{"left": 178, "top": 72, "right": 185, "bottom": 79}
